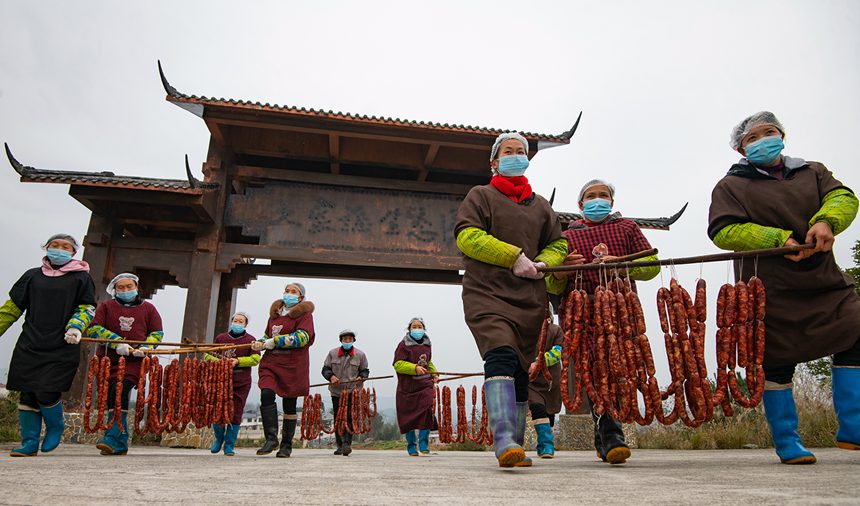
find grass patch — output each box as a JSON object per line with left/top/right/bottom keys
{"left": 637, "top": 368, "right": 837, "bottom": 449}
{"left": 0, "top": 392, "right": 20, "bottom": 443}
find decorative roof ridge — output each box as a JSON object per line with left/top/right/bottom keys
{"left": 5, "top": 143, "right": 219, "bottom": 190}
{"left": 157, "top": 60, "right": 581, "bottom": 144}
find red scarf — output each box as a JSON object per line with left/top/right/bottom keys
{"left": 490, "top": 175, "right": 533, "bottom": 203}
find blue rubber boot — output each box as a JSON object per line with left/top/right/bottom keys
{"left": 96, "top": 413, "right": 123, "bottom": 455}
{"left": 39, "top": 401, "right": 65, "bottom": 453}
{"left": 832, "top": 367, "right": 860, "bottom": 450}
{"left": 418, "top": 429, "right": 430, "bottom": 454}
{"left": 485, "top": 377, "right": 526, "bottom": 468}
{"left": 10, "top": 408, "right": 41, "bottom": 457}
{"left": 762, "top": 388, "right": 816, "bottom": 464}
{"left": 405, "top": 431, "right": 418, "bottom": 456}
{"left": 115, "top": 411, "right": 130, "bottom": 455}
{"left": 223, "top": 424, "right": 241, "bottom": 456}
{"left": 211, "top": 424, "right": 225, "bottom": 453}
{"left": 513, "top": 402, "right": 532, "bottom": 467}
{"left": 535, "top": 420, "right": 555, "bottom": 458}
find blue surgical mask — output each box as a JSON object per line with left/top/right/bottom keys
{"left": 497, "top": 154, "right": 529, "bottom": 177}
{"left": 341, "top": 342, "right": 354, "bottom": 351}
{"left": 46, "top": 249, "right": 73, "bottom": 266}
{"left": 116, "top": 290, "right": 138, "bottom": 302}
{"left": 582, "top": 198, "right": 612, "bottom": 222}
{"left": 230, "top": 323, "right": 246, "bottom": 334}
{"left": 409, "top": 329, "right": 425, "bottom": 340}
{"left": 744, "top": 136, "right": 784, "bottom": 166}
{"left": 283, "top": 294, "right": 300, "bottom": 307}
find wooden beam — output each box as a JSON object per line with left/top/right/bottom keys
{"left": 232, "top": 261, "right": 463, "bottom": 285}
{"left": 217, "top": 243, "right": 462, "bottom": 273}
{"left": 231, "top": 164, "right": 475, "bottom": 196}
{"left": 204, "top": 118, "right": 227, "bottom": 146}
{"left": 329, "top": 134, "right": 340, "bottom": 174}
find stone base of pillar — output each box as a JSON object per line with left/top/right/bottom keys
{"left": 59, "top": 412, "right": 214, "bottom": 449}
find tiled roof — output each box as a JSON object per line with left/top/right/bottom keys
{"left": 558, "top": 204, "right": 688, "bottom": 231}
{"left": 158, "top": 61, "right": 581, "bottom": 145}
{"left": 5, "top": 144, "right": 219, "bottom": 192}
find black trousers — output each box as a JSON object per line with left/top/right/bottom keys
{"left": 764, "top": 336, "right": 860, "bottom": 385}
{"left": 261, "top": 388, "right": 297, "bottom": 415}
{"left": 484, "top": 346, "right": 529, "bottom": 402}
{"left": 529, "top": 402, "right": 556, "bottom": 427}
{"left": 19, "top": 391, "right": 62, "bottom": 409}
{"left": 106, "top": 379, "right": 136, "bottom": 410}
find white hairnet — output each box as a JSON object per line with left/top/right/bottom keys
{"left": 285, "top": 282, "right": 306, "bottom": 297}
{"left": 42, "top": 233, "right": 80, "bottom": 252}
{"left": 106, "top": 273, "right": 139, "bottom": 296}
{"left": 490, "top": 132, "right": 529, "bottom": 161}
{"left": 578, "top": 179, "right": 616, "bottom": 203}
{"left": 231, "top": 311, "right": 250, "bottom": 326}
{"left": 730, "top": 111, "right": 785, "bottom": 150}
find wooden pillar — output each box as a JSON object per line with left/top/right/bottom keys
{"left": 181, "top": 138, "right": 230, "bottom": 344}
{"left": 213, "top": 272, "right": 238, "bottom": 336}
{"left": 66, "top": 213, "right": 114, "bottom": 410}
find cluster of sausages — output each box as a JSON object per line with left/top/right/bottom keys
{"left": 435, "top": 384, "right": 493, "bottom": 446}
{"left": 656, "top": 278, "right": 713, "bottom": 427}
{"left": 84, "top": 355, "right": 125, "bottom": 433}
{"left": 557, "top": 275, "right": 768, "bottom": 428}
{"left": 300, "top": 387, "right": 378, "bottom": 441}
{"left": 713, "top": 278, "right": 766, "bottom": 413}
{"left": 84, "top": 355, "right": 234, "bottom": 436}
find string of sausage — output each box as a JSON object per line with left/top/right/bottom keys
{"left": 300, "top": 387, "right": 379, "bottom": 440}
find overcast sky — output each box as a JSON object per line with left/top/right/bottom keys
{"left": 1, "top": 1, "right": 859, "bottom": 410}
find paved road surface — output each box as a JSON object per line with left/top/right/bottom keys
{"left": 0, "top": 445, "right": 857, "bottom": 505}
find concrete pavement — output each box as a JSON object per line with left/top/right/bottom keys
{"left": 0, "top": 445, "right": 857, "bottom": 505}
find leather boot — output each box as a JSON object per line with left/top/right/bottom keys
{"left": 485, "top": 377, "right": 526, "bottom": 468}
{"left": 334, "top": 432, "right": 344, "bottom": 455}
{"left": 596, "top": 410, "right": 630, "bottom": 464}
{"left": 256, "top": 404, "right": 280, "bottom": 455}
{"left": 276, "top": 416, "right": 297, "bottom": 458}
{"left": 763, "top": 387, "right": 816, "bottom": 464}
{"left": 10, "top": 407, "right": 41, "bottom": 457}
{"left": 832, "top": 366, "right": 860, "bottom": 450}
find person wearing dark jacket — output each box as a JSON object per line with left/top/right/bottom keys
{"left": 708, "top": 111, "right": 860, "bottom": 464}
{"left": 0, "top": 233, "right": 95, "bottom": 457}
{"left": 322, "top": 329, "right": 370, "bottom": 456}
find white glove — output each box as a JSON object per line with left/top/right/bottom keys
{"left": 132, "top": 348, "right": 146, "bottom": 358}
{"left": 530, "top": 261, "right": 548, "bottom": 279}
{"left": 251, "top": 341, "right": 264, "bottom": 351}
{"left": 64, "top": 328, "right": 82, "bottom": 344}
{"left": 116, "top": 343, "right": 131, "bottom": 356}
{"left": 263, "top": 338, "right": 276, "bottom": 350}
{"left": 512, "top": 253, "right": 539, "bottom": 279}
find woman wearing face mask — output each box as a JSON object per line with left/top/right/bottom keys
{"left": 87, "top": 272, "right": 164, "bottom": 455}
{"left": 322, "top": 329, "right": 370, "bottom": 456}
{"left": 205, "top": 311, "right": 260, "bottom": 456}
{"left": 251, "top": 282, "right": 315, "bottom": 457}
{"left": 0, "top": 234, "right": 95, "bottom": 457}
{"left": 454, "top": 132, "right": 567, "bottom": 468}
{"left": 551, "top": 179, "right": 659, "bottom": 464}
{"left": 393, "top": 317, "right": 438, "bottom": 456}
{"left": 709, "top": 111, "right": 860, "bottom": 465}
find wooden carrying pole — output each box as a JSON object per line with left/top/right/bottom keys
{"left": 539, "top": 244, "right": 816, "bottom": 273}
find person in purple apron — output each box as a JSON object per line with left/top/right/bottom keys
{"left": 393, "top": 317, "right": 438, "bottom": 456}
{"left": 87, "top": 272, "right": 164, "bottom": 455}
{"left": 205, "top": 311, "right": 260, "bottom": 456}
{"left": 1, "top": 233, "right": 95, "bottom": 457}
{"left": 454, "top": 132, "right": 567, "bottom": 467}
{"left": 709, "top": 111, "right": 860, "bottom": 464}
{"left": 251, "top": 282, "right": 315, "bottom": 458}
